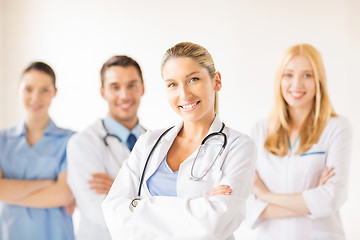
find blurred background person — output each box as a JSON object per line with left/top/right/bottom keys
{"left": 246, "top": 44, "right": 352, "bottom": 240}
{"left": 67, "top": 55, "right": 146, "bottom": 240}
{"left": 0, "top": 62, "right": 75, "bottom": 240}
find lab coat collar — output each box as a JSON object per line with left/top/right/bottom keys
{"left": 9, "top": 119, "right": 67, "bottom": 138}
{"left": 207, "top": 114, "right": 223, "bottom": 135}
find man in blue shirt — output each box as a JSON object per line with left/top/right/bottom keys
{"left": 66, "top": 56, "right": 146, "bottom": 240}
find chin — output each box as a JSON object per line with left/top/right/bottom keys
{"left": 116, "top": 113, "right": 137, "bottom": 122}
{"left": 27, "top": 112, "right": 48, "bottom": 120}
{"left": 181, "top": 114, "right": 203, "bottom": 123}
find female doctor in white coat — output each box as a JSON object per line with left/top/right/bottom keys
{"left": 102, "top": 42, "right": 256, "bottom": 240}
{"left": 246, "top": 44, "right": 352, "bottom": 240}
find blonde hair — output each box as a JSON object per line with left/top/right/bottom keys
{"left": 264, "top": 44, "right": 337, "bottom": 156}
{"left": 161, "top": 42, "right": 219, "bottom": 113}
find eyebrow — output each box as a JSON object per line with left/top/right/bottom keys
{"left": 185, "top": 71, "right": 200, "bottom": 78}
{"left": 108, "top": 79, "right": 139, "bottom": 85}
{"left": 128, "top": 79, "right": 140, "bottom": 84}
{"left": 164, "top": 71, "right": 200, "bottom": 82}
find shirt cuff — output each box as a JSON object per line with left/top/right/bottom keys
{"left": 245, "top": 194, "right": 269, "bottom": 229}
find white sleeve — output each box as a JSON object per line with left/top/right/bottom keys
{"left": 245, "top": 194, "right": 269, "bottom": 229}
{"left": 302, "top": 117, "right": 352, "bottom": 219}
{"left": 245, "top": 121, "right": 268, "bottom": 228}
{"left": 67, "top": 132, "right": 108, "bottom": 228}
{"left": 102, "top": 134, "right": 256, "bottom": 240}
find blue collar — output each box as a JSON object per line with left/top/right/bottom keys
{"left": 103, "top": 115, "right": 143, "bottom": 142}
{"left": 288, "top": 136, "right": 300, "bottom": 151}
{"left": 9, "top": 119, "right": 67, "bottom": 138}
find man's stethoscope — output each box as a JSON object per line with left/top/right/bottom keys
{"left": 100, "top": 120, "right": 124, "bottom": 170}
{"left": 101, "top": 120, "right": 145, "bottom": 161}
{"left": 130, "top": 122, "right": 227, "bottom": 210}
{"left": 102, "top": 119, "right": 122, "bottom": 146}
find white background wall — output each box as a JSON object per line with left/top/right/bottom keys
{"left": 0, "top": 0, "right": 4, "bottom": 127}
{"left": 1, "top": 0, "right": 359, "bottom": 239}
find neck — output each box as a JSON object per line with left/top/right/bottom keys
{"left": 25, "top": 114, "right": 50, "bottom": 133}
{"left": 288, "top": 105, "right": 313, "bottom": 131}
{"left": 180, "top": 112, "right": 216, "bottom": 140}
{"left": 109, "top": 113, "right": 138, "bottom": 130}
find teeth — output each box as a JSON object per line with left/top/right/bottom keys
{"left": 290, "top": 92, "right": 304, "bottom": 97}
{"left": 182, "top": 102, "right": 197, "bottom": 109}
{"left": 118, "top": 102, "right": 133, "bottom": 108}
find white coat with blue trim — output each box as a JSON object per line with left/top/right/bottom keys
{"left": 246, "top": 116, "right": 352, "bottom": 240}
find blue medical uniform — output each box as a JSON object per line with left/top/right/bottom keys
{"left": 0, "top": 120, "right": 74, "bottom": 240}
{"left": 147, "top": 156, "right": 178, "bottom": 197}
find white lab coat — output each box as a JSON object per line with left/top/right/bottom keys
{"left": 67, "top": 119, "right": 145, "bottom": 240}
{"left": 102, "top": 115, "right": 256, "bottom": 240}
{"left": 246, "top": 116, "right": 352, "bottom": 240}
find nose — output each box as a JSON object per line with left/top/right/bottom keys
{"left": 292, "top": 74, "right": 302, "bottom": 86}
{"left": 30, "top": 90, "right": 41, "bottom": 103}
{"left": 118, "top": 87, "right": 130, "bottom": 101}
{"left": 179, "top": 84, "right": 191, "bottom": 100}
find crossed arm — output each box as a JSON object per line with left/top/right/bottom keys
{"left": 88, "top": 173, "right": 114, "bottom": 194}
{"left": 252, "top": 166, "right": 335, "bottom": 219}
{"left": 0, "top": 169, "right": 74, "bottom": 210}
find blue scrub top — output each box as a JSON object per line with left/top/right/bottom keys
{"left": 0, "top": 119, "right": 75, "bottom": 240}
{"left": 147, "top": 156, "right": 178, "bottom": 197}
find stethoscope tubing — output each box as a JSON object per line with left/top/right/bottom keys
{"left": 136, "top": 123, "right": 226, "bottom": 198}
{"left": 102, "top": 119, "right": 122, "bottom": 145}
{"left": 137, "top": 126, "right": 174, "bottom": 197}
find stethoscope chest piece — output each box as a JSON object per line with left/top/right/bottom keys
{"left": 129, "top": 197, "right": 141, "bottom": 212}
{"left": 189, "top": 176, "right": 202, "bottom": 181}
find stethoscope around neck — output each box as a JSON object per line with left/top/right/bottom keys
{"left": 101, "top": 119, "right": 122, "bottom": 146}
{"left": 130, "top": 122, "right": 227, "bottom": 210}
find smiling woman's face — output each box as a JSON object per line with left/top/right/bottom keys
{"left": 162, "top": 57, "right": 221, "bottom": 124}
{"left": 281, "top": 55, "right": 316, "bottom": 112}
{"left": 19, "top": 70, "right": 57, "bottom": 120}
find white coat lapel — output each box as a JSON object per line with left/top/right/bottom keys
{"left": 207, "top": 114, "right": 223, "bottom": 135}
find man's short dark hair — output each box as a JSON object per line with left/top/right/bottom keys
{"left": 100, "top": 55, "right": 143, "bottom": 87}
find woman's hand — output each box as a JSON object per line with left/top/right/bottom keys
{"left": 88, "top": 173, "right": 114, "bottom": 194}
{"left": 253, "top": 172, "right": 271, "bottom": 201}
{"left": 209, "top": 185, "right": 232, "bottom": 197}
{"left": 318, "top": 166, "right": 335, "bottom": 186}
{"left": 65, "top": 198, "right": 76, "bottom": 215}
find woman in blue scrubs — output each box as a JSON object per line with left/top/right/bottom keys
{"left": 0, "top": 62, "right": 75, "bottom": 240}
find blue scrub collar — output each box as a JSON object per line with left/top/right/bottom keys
{"left": 10, "top": 119, "right": 67, "bottom": 138}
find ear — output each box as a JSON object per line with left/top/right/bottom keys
{"left": 213, "top": 71, "right": 222, "bottom": 92}
{"left": 141, "top": 82, "right": 145, "bottom": 96}
{"left": 53, "top": 88, "right": 58, "bottom": 97}
{"left": 100, "top": 86, "right": 106, "bottom": 100}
